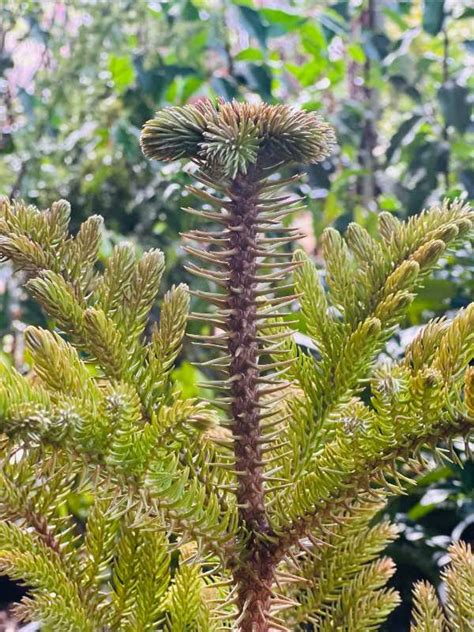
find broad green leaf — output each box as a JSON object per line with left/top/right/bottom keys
{"left": 438, "top": 82, "right": 471, "bottom": 134}
{"left": 408, "top": 488, "right": 451, "bottom": 520}
{"left": 286, "top": 60, "right": 324, "bottom": 87}
{"left": 300, "top": 22, "right": 326, "bottom": 57}
{"left": 386, "top": 115, "right": 423, "bottom": 164}
{"left": 324, "top": 191, "right": 343, "bottom": 223}
{"left": 422, "top": 0, "right": 445, "bottom": 35}
{"left": 260, "top": 8, "right": 306, "bottom": 35}
{"left": 383, "top": 7, "right": 409, "bottom": 30}
{"left": 108, "top": 54, "right": 135, "bottom": 92}
{"left": 234, "top": 47, "right": 264, "bottom": 62}
{"left": 240, "top": 63, "right": 272, "bottom": 99}
{"left": 236, "top": 4, "right": 268, "bottom": 49}
{"left": 379, "top": 196, "right": 401, "bottom": 212}
{"left": 181, "top": 0, "right": 199, "bottom": 21}
{"left": 347, "top": 43, "right": 366, "bottom": 64}
{"left": 407, "top": 279, "right": 457, "bottom": 322}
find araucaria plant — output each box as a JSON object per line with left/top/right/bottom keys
{"left": 0, "top": 100, "right": 473, "bottom": 631}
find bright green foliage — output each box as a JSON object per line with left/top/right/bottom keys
{"left": 442, "top": 541, "right": 474, "bottom": 630}
{"left": 410, "top": 541, "right": 474, "bottom": 632}
{"left": 280, "top": 203, "right": 473, "bottom": 489}
{"left": 1, "top": 4, "right": 472, "bottom": 624}
{"left": 0, "top": 148, "right": 473, "bottom": 628}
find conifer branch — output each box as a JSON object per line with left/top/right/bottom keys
{"left": 284, "top": 502, "right": 400, "bottom": 628}
{"left": 410, "top": 541, "right": 473, "bottom": 631}
{"left": 269, "top": 415, "right": 473, "bottom": 562}
{"left": 0, "top": 99, "right": 472, "bottom": 631}
{"left": 410, "top": 581, "right": 446, "bottom": 632}
{"left": 442, "top": 541, "right": 474, "bottom": 630}
{"left": 286, "top": 202, "right": 472, "bottom": 476}
{"left": 142, "top": 99, "right": 336, "bottom": 630}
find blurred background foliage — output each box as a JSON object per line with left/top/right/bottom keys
{"left": 0, "top": 0, "right": 473, "bottom": 628}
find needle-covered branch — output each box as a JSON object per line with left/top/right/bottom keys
{"left": 0, "top": 99, "right": 472, "bottom": 631}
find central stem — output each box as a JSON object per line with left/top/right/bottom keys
{"left": 228, "top": 175, "right": 266, "bottom": 530}
{"left": 227, "top": 172, "right": 274, "bottom": 631}
{"left": 142, "top": 99, "right": 336, "bottom": 631}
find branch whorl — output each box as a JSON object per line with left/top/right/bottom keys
{"left": 140, "top": 99, "right": 336, "bottom": 178}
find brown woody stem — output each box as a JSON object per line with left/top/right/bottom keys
{"left": 226, "top": 170, "right": 274, "bottom": 631}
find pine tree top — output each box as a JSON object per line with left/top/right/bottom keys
{"left": 140, "top": 99, "right": 337, "bottom": 178}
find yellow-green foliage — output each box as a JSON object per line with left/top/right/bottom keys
{"left": 285, "top": 501, "right": 400, "bottom": 630}
{"left": 0, "top": 494, "right": 217, "bottom": 631}
{"left": 0, "top": 187, "right": 472, "bottom": 631}
{"left": 410, "top": 542, "right": 474, "bottom": 632}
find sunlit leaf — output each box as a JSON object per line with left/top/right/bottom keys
{"left": 347, "top": 43, "right": 366, "bottom": 64}
{"left": 260, "top": 8, "right": 306, "bottom": 35}
{"left": 234, "top": 47, "right": 264, "bottom": 62}
{"left": 108, "top": 54, "right": 135, "bottom": 92}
